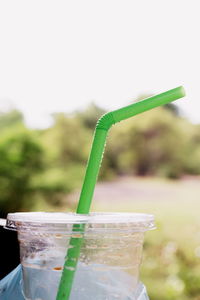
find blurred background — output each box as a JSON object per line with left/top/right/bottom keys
{"left": 0, "top": 1, "right": 200, "bottom": 299}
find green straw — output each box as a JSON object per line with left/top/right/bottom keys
{"left": 56, "top": 86, "right": 185, "bottom": 300}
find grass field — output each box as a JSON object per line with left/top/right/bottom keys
{"left": 67, "top": 176, "right": 200, "bottom": 300}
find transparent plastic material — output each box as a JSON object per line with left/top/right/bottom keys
{"left": 6, "top": 212, "right": 155, "bottom": 300}
{"left": 0, "top": 265, "right": 149, "bottom": 300}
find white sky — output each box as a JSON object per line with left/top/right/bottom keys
{"left": 0, "top": 0, "right": 199, "bottom": 128}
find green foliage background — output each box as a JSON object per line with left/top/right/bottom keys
{"left": 1, "top": 101, "right": 200, "bottom": 299}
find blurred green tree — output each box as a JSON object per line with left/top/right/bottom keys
{"left": 43, "top": 112, "right": 92, "bottom": 165}
{"left": 104, "top": 106, "right": 200, "bottom": 179}
{"left": 0, "top": 109, "right": 24, "bottom": 130}
{"left": 76, "top": 102, "right": 106, "bottom": 129}
{"left": 0, "top": 128, "right": 44, "bottom": 217}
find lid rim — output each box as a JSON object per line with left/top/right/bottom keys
{"left": 5, "top": 212, "right": 155, "bottom": 231}
{"left": 6, "top": 211, "right": 154, "bottom": 222}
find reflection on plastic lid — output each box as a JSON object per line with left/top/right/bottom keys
{"left": 5, "top": 212, "right": 155, "bottom": 232}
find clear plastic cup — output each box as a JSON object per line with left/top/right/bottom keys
{"left": 5, "top": 212, "right": 155, "bottom": 300}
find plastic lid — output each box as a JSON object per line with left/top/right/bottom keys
{"left": 5, "top": 212, "right": 155, "bottom": 232}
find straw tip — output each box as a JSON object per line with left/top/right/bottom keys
{"left": 177, "top": 86, "right": 186, "bottom": 98}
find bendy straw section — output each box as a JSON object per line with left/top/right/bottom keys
{"left": 77, "top": 86, "right": 185, "bottom": 214}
